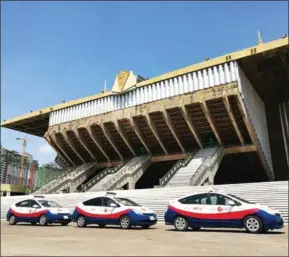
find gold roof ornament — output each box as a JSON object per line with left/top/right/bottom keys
{"left": 112, "top": 70, "right": 143, "bottom": 93}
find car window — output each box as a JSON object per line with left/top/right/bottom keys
{"left": 15, "top": 200, "right": 30, "bottom": 207}
{"left": 29, "top": 200, "right": 41, "bottom": 208}
{"left": 102, "top": 197, "right": 118, "bottom": 207}
{"left": 38, "top": 200, "right": 62, "bottom": 208}
{"left": 83, "top": 197, "right": 102, "bottom": 206}
{"left": 207, "top": 193, "right": 239, "bottom": 206}
{"left": 179, "top": 193, "right": 208, "bottom": 204}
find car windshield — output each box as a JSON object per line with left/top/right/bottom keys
{"left": 116, "top": 198, "right": 140, "bottom": 206}
{"left": 227, "top": 194, "right": 254, "bottom": 204}
{"left": 38, "top": 200, "right": 62, "bottom": 208}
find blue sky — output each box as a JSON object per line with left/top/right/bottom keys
{"left": 1, "top": 1, "right": 288, "bottom": 165}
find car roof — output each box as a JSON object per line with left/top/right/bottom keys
{"left": 177, "top": 191, "right": 228, "bottom": 200}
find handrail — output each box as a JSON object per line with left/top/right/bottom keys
{"left": 82, "top": 162, "right": 125, "bottom": 191}
{"left": 190, "top": 146, "right": 224, "bottom": 186}
{"left": 103, "top": 156, "right": 150, "bottom": 190}
{"left": 159, "top": 152, "right": 194, "bottom": 187}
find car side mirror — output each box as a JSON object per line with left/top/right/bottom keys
{"left": 32, "top": 204, "right": 39, "bottom": 208}
{"left": 110, "top": 203, "right": 117, "bottom": 208}
{"left": 228, "top": 200, "right": 235, "bottom": 206}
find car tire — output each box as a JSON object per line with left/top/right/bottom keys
{"left": 76, "top": 215, "right": 87, "bottom": 227}
{"left": 141, "top": 225, "right": 150, "bottom": 229}
{"left": 39, "top": 215, "right": 48, "bottom": 226}
{"left": 119, "top": 215, "right": 132, "bottom": 229}
{"left": 191, "top": 227, "right": 201, "bottom": 231}
{"left": 173, "top": 216, "right": 189, "bottom": 231}
{"left": 244, "top": 215, "right": 263, "bottom": 234}
{"left": 98, "top": 224, "right": 106, "bottom": 228}
{"left": 9, "top": 215, "right": 17, "bottom": 225}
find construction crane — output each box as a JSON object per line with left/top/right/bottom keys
{"left": 16, "top": 136, "right": 27, "bottom": 185}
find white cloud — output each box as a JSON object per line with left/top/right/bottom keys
{"left": 38, "top": 144, "right": 54, "bottom": 154}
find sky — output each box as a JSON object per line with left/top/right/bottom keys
{"left": 1, "top": 1, "right": 288, "bottom": 165}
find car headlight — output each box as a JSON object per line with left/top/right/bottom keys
{"left": 263, "top": 208, "right": 276, "bottom": 215}
{"left": 49, "top": 210, "right": 58, "bottom": 214}
{"left": 133, "top": 209, "right": 143, "bottom": 215}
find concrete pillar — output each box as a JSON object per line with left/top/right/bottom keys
{"left": 6, "top": 191, "right": 11, "bottom": 196}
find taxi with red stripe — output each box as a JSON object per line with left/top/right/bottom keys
{"left": 6, "top": 196, "right": 71, "bottom": 226}
{"left": 165, "top": 188, "right": 284, "bottom": 233}
{"left": 71, "top": 192, "right": 157, "bottom": 229}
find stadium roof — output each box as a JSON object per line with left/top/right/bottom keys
{"left": 1, "top": 36, "right": 288, "bottom": 137}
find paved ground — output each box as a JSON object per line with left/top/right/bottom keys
{"left": 1, "top": 221, "right": 288, "bottom": 256}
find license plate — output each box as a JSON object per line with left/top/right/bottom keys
{"left": 149, "top": 216, "right": 155, "bottom": 221}
{"left": 63, "top": 215, "right": 68, "bottom": 219}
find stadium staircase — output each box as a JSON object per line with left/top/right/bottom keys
{"left": 1, "top": 181, "right": 288, "bottom": 225}
{"left": 31, "top": 163, "right": 97, "bottom": 194}
{"left": 160, "top": 147, "right": 224, "bottom": 187}
{"left": 88, "top": 156, "right": 151, "bottom": 192}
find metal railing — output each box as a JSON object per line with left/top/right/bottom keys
{"left": 159, "top": 152, "right": 194, "bottom": 187}
{"left": 103, "top": 156, "right": 150, "bottom": 191}
{"left": 190, "top": 146, "right": 224, "bottom": 186}
{"left": 106, "top": 155, "right": 152, "bottom": 191}
{"left": 82, "top": 162, "right": 125, "bottom": 191}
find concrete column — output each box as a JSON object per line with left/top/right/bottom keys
{"left": 144, "top": 112, "right": 168, "bottom": 155}
{"left": 6, "top": 191, "right": 10, "bottom": 196}
{"left": 162, "top": 110, "right": 185, "bottom": 153}
{"left": 99, "top": 122, "right": 123, "bottom": 160}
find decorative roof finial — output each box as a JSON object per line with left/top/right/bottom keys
{"left": 257, "top": 30, "right": 263, "bottom": 45}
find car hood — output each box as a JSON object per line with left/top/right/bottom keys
{"left": 132, "top": 206, "right": 155, "bottom": 214}
{"left": 48, "top": 207, "right": 71, "bottom": 214}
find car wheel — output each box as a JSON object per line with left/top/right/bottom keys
{"left": 76, "top": 215, "right": 87, "bottom": 227}
{"left": 141, "top": 225, "right": 150, "bottom": 229}
{"left": 9, "top": 215, "right": 17, "bottom": 225}
{"left": 39, "top": 215, "right": 48, "bottom": 226}
{"left": 173, "top": 216, "right": 189, "bottom": 231}
{"left": 191, "top": 227, "right": 201, "bottom": 231}
{"left": 119, "top": 215, "right": 132, "bottom": 229}
{"left": 244, "top": 216, "right": 263, "bottom": 234}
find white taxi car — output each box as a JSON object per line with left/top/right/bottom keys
{"left": 6, "top": 196, "right": 71, "bottom": 226}
{"left": 165, "top": 188, "right": 284, "bottom": 233}
{"left": 71, "top": 192, "right": 157, "bottom": 229}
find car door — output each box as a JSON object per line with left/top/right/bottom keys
{"left": 29, "top": 200, "right": 42, "bottom": 215}
{"left": 102, "top": 197, "right": 120, "bottom": 225}
{"left": 178, "top": 193, "right": 209, "bottom": 227}
{"left": 82, "top": 197, "right": 103, "bottom": 224}
{"left": 205, "top": 193, "right": 242, "bottom": 228}
{"left": 14, "top": 200, "right": 31, "bottom": 221}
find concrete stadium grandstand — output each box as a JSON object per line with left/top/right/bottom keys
{"left": 1, "top": 36, "right": 288, "bottom": 195}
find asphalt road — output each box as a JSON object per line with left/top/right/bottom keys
{"left": 1, "top": 221, "right": 288, "bottom": 256}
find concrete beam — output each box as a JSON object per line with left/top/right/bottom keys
{"left": 113, "top": 119, "right": 136, "bottom": 156}
{"left": 50, "top": 83, "right": 239, "bottom": 131}
{"left": 99, "top": 121, "right": 124, "bottom": 160}
{"left": 48, "top": 132, "right": 77, "bottom": 166}
{"left": 85, "top": 123, "right": 111, "bottom": 162}
{"left": 224, "top": 145, "right": 257, "bottom": 155}
{"left": 61, "top": 130, "right": 86, "bottom": 164}
{"left": 179, "top": 105, "right": 203, "bottom": 148}
{"left": 130, "top": 116, "right": 151, "bottom": 154}
{"left": 72, "top": 126, "right": 96, "bottom": 161}
{"left": 162, "top": 109, "right": 185, "bottom": 153}
{"left": 144, "top": 112, "right": 168, "bottom": 155}
{"left": 151, "top": 153, "right": 189, "bottom": 162}
{"left": 44, "top": 132, "right": 74, "bottom": 167}
{"left": 222, "top": 96, "right": 245, "bottom": 145}
{"left": 200, "top": 102, "right": 222, "bottom": 144}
